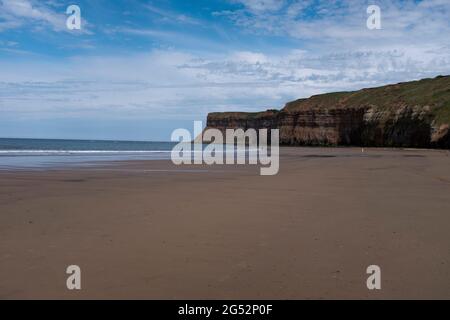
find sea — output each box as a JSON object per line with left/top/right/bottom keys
{"left": 0, "top": 138, "right": 178, "bottom": 170}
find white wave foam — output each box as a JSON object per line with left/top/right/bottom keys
{"left": 0, "top": 150, "right": 173, "bottom": 156}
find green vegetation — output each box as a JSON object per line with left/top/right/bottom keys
{"left": 434, "top": 101, "right": 450, "bottom": 125}
{"left": 284, "top": 92, "right": 351, "bottom": 110}
{"left": 344, "top": 75, "right": 450, "bottom": 109}
{"left": 208, "top": 109, "right": 279, "bottom": 120}
{"left": 209, "top": 76, "right": 450, "bottom": 125}
{"left": 283, "top": 75, "right": 450, "bottom": 124}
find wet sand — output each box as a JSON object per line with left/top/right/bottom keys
{"left": 0, "top": 147, "right": 449, "bottom": 299}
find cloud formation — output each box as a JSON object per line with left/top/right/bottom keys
{"left": 221, "top": 0, "right": 450, "bottom": 48}
{"left": 0, "top": 0, "right": 449, "bottom": 139}
{"left": 0, "top": 0, "right": 66, "bottom": 31}
{"left": 2, "top": 45, "right": 449, "bottom": 121}
{"left": 0, "top": 0, "right": 91, "bottom": 33}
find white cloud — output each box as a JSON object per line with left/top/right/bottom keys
{"left": 231, "top": 51, "right": 269, "bottom": 64}
{"left": 144, "top": 4, "right": 201, "bottom": 25}
{"left": 221, "top": 0, "right": 450, "bottom": 51}
{"left": 1, "top": 45, "right": 449, "bottom": 121}
{"left": 233, "top": 0, "right": 286, "bottom": 13}
{"left": 0, "top": 0, "right": 91, "bottom": 33}
{"left": 0, "top": 19, "right": 22, "bottom": 31}
{"left": 0, "top": 0, "right": 65, "bottom": 31}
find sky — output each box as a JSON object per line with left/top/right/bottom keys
{"left": 0, "top": 0, "right": 450, "bottom": 141}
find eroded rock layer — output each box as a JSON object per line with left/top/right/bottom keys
{"left": 205, "top": 76, "right": 450, "bottom": 148}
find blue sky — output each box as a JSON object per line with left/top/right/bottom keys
{"left": 1, "top": 0, "right": 450, "bottom": 140}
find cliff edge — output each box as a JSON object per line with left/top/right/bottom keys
{"left": 205, "top": 76, "right": 450, "bottom": 148}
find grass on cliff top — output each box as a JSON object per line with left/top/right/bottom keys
{"left": 284, "top": 92, "right": 351, "bottom": 110}
{"left": 434, "top": 101, "right": 450, "bottom": 124}
{"left": 208, "top": 109, "right": 279, "bottom": 120}
{"left": 283, "top": 75, "right": 450, "bottom": 124}
{"left": 208, "top": 76, "right": 450, "bottom": 124}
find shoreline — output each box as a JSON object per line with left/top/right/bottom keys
{"left": 0, "top": 146, "right": 449, "bottom": 172}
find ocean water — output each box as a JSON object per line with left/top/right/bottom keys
{"left": 0, "top": 138, "right": 177, "bottom": 170}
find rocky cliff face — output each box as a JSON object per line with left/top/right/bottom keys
{"left": 205, "top": 76, "right": 450, "bottom": 149}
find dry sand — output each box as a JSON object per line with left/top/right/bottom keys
{"left": 0, "top": 147, "right": 449, "bottom": 299}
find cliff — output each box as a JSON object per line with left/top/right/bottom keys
{"left": 205, "top": 76, "right": 450, "bottom": 148}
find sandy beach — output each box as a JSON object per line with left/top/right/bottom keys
{"left": 0, "top": 147, "right": 449, "bottom": 299}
